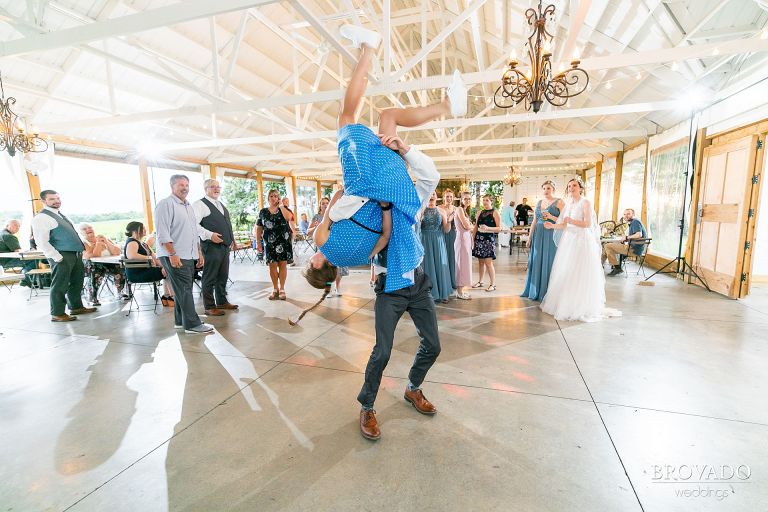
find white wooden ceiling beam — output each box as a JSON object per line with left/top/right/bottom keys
{"left": 156, "top": 118, "right": 644, "bottom": 151}
{"left": 390, "top": 0, "right": 489, "bottom": 82}
{"left": 0, "top": 0, "right": 279, "bottom": 57}
{"left": 209, "top": 17, "right": 221, "bottom": 97}
{"left": 221, "top": 145, "right": 616, "bottom": 172}
{"left": 289, "top": 0, "right": 359, "bottom": 69}
{"left": 222, "top": 12, "right": 250, "bottom": 96}
{"left": 38, "top": 32, "right": 768, "bottom": 129}
{"left": 383, "top": 0, "right": 391, "bottom": 77}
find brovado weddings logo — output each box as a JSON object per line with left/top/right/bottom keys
{"left": 650, "top": 464, "right": 752, "bottom": 501}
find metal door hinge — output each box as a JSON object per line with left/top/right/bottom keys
{"left": 745, "top": 241, "right": 751, "bottom": 250}
{"left": 753, "top": 175, "right": 759, "bottom": 185}
{"left": 748, "top": 208, "right": 755, "bottom": 218}
{"left": 757, "top": 139, "right": 764, "bottom": 150}
{"left": 741, "top": 273, "right": 748, "bottom": 282}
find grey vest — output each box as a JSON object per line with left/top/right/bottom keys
{"left": 200, "top": 198, "right": 234, "bottom": 246}
{"left": 40, "top": 209, "right": 85, "bottom": 252}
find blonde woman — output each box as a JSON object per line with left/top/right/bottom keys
{"left": 256, "top": 189, "right": 293, "bottom": 300}
{"left": 79, "top": 223, "right": 124, "bottom": 305}
{"left": 454, "top": 191, "right": 474, "bottom": 299}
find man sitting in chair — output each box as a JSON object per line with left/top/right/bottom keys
{"left": 0, "top": 219, "right": 37, "bottom": 287}
{"left": 602, "top": 208, "right": 647, "bottom": 276}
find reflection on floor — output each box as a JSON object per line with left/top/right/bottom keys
{"left": 1, "top": 252, "right": 767, "bottom": 511}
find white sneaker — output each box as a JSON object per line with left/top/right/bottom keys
{"left": 339, "top": 24, "right": 381, "bottom": 49}
{"left": 185, "top": 323, "right": 214, "bottom": 334}
{"left": 174, "top": 324, "right": 183, "bottom": 329}
{"left": 447, "top": 69, "right": 467, "bottom": 117}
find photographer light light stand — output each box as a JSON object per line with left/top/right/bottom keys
{"left": 644, "top": 113, "right": 711, "bottom": 291}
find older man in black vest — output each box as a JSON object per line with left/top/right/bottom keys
{"left": 193, "top": 178, "right": 238, "bottom": 316}
{"left": 31, "top": 190, "right": 97, "bottom": 321}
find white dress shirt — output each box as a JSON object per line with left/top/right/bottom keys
{"left": 31, "top": 206, "right": 67, "bottom": 262}
{"left": 193, "top": 195, "right": 226, "bottom": 241}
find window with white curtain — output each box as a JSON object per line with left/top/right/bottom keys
{"left": 598, "top": 158, "right": 616, "bottom": 222}
{"left": 618, "top": 155, "right": 646, "bottom": 220}
{"left": 585, "top": 167, "right": 596, "bottom": 205}
{"left": 646, "top": 142, "right": 689, "bottom": 258}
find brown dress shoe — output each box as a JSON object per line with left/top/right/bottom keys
{"left": 51, "top": 314, "right": 77, "bottom": 322}
{"left": 217, "top": 303, "right": 239, "bottom": 310}
{"left": 360, "top": 409, "right": 381, "bottom": 440}
{"left": 70, "top": 307, "right": 97, "bottom": 315}
{"left": 204, "top": 308, "right": 225, "bottom": 316}
{"left": 404, "top": 388, "right": 437, "bottom": 415}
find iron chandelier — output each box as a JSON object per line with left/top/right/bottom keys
{"left": 0, "top": 72, "right": 48, "bottom": 157}
{"left": 494, "top": 1, "right": 589, "bottom": 113}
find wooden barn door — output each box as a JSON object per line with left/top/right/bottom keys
{"left": 692, "top": 135, "right": 761, "bottom": 298}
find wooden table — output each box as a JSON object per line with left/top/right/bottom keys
{"left": 89, "top": 255, "right": 122, "bottom": 265}
{"left": 0, "top": 251, "right": 46, "bottom": 260}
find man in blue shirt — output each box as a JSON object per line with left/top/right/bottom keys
{"left": 155, "top": 174, "right": 213, "bottom": 334}
{"left": 603, "top": 208, "right": 648, "bottom": 276}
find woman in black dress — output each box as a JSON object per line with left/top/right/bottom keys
{"left": 123, "top": 221, "right": 174, "bottom": 305}
{"left": 471, "top": 194, "right": 502, "bottom": 292}
{"left": 256, "top": 189, "right": 294, "bottom": 300}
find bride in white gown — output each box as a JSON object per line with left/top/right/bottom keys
{"left": 540, "top": 178, "right": 621, "bottom": 322}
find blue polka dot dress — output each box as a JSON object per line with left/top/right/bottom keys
{"left": 320, "top": 201, "right": 382, "bottom": 268}
{"left": 322, "top": 123, "right": 424, "bottom": 293}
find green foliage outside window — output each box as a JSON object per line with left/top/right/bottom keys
{"left": 222, "top": 177, "right": 261, "bottom": 230}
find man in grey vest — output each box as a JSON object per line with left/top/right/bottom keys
{"left": 31, "top": 190, "right": 97, "bottom": 322}
{"left": 193, "top": 178, "right": 238, "bottom": 316}
{"left": 155, "top": 174, "right": 213, "bottom": 334}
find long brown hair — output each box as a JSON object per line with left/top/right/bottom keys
{"left": 289, "top": 261, "right": 338, "bottom": 326}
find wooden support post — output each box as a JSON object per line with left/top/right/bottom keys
{"left": 25, "top": 172, "right": 43, "bottom": 214}
{"left": 684, "top": 127, "right": 709, "bottom": 271}
{"left": 594, "top": 159, "right": 603, "bottom": 217}
{"left": 209, "top": 163, "right": 218, "bottom": 180}
{"left": 257, "top": 172, "right": 264, "bottom": 210}
{"left": 138, "top": 158, "right": 154, "bottom": 233}
{"left": 315, "top": 180, "right": 321, "bottom": 205}
{"left": 290, "top": 175, "right": 298, "bottom": 209}
{"left": 612, "top": 151, "right": 624, "bottom": 221}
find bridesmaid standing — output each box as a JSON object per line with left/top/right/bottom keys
{"left": 439, "top": 188, "right": 458, "bottom": 295}
{"left": 454, "top": 191, "right": 474, "bottom": 299}
{"left": 420, "top": 192, "right": 452, "bottom": 303}
{"left": 472, "top": 194, "right": 501, "bottom": 292}
{"left": 521, "top": 180, "right": 563, "bottom": 301}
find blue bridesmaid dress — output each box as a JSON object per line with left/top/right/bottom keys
{"left": 521, "top": 199, "right": 560, "bottom": 301}
{"left": 420, "top": 208, "right": 452, "bottom": 301}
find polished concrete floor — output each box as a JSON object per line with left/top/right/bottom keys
{"left": 1, "top": 250, "right": 767, "bottom": 512}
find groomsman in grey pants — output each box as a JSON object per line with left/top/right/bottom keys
{"left": 193, "top": 178, "right": 238, "bottom": 316}
{"left": 31, "top": 190, "right": 97, "bottom": 322}
{"left": 155, "top": 174, "right": 213, "bottom": 334}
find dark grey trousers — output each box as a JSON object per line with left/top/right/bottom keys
{"left": 48, "top": 251, "right": 85, "bottom": 316}
{"left": 160, "top": 257, "right": 202, "bottom": 329}
{"left": 201, "top": 242, "right": 230, "bottom": 309}
{"left": 357, "top": 270, "right": 442, "bottom": 408}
